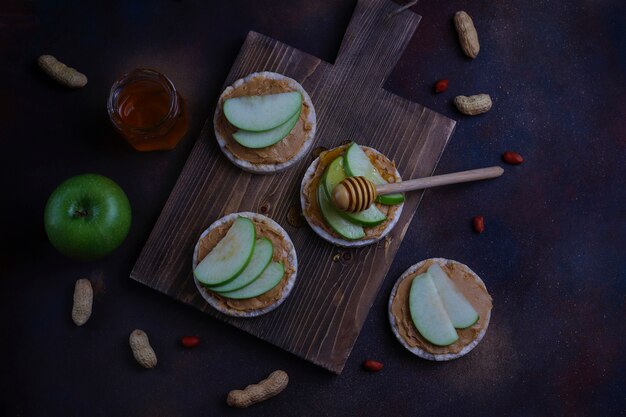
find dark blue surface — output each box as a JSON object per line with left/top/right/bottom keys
{"left": 1, "top": 0, "right": 624, "bottom": 415}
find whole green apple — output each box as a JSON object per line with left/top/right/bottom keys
{"left": 44, "top": 174, "right": 131, "bottom": 260}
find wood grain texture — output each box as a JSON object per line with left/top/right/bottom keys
{"left": 130, "top": 0, "right": 456, "bottom": 374}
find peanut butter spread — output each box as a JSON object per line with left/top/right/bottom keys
{"left": 196, "top": 219, "right": 295, "bottom": 312}
{"left": 303, "top": 145, "right": 401, "bottom": 239}
{"left": 391, "top": 259, "right": 493, "bottom": 355}
{"left": 215, "top": 76, "right": 312, "bottom": 164}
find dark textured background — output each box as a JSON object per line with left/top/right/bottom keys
{"left": 1, "top": 0, "right": 624, "bottom": 416}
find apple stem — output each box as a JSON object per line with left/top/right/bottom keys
{"left": 75, "top": 209, "right": 89, "bottom": 218}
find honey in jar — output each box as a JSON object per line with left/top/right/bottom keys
{"left": 108, "top": 68, "right": 188, "bottom": 151}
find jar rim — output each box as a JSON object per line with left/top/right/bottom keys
{"left": 107, "top": 68, "right": 179, "bottom": 133}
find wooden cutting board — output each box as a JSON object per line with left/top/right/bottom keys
{"left": 131, "top": 0, "right": 455, "bottom": 374}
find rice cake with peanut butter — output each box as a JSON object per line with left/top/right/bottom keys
{"left": 214, "top": 71, "right": 316, "bottom": 174}
{"left": 388, "top": 258, "right": 492, "bottom": 361}
{"left": 192, "top": 212, "right": 298, "bottom": 317}
{"left": 300, "top": 144, "right": 404, "bottom": 247}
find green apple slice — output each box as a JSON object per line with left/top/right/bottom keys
{"left": 343, "top": 142, "right": 405, "bottom": 205}
{"left": 223, "top": 92, "right": 302, "bottom": 132}
{"left": 194, "top": 217, "right": 256, "bottom": 286}
{"left": 317, "top": 183, "right": 365, "bottom": 240}
{"left": 409, "top": 272, "right": 459, "bottom": 346}
{"left": 210, "top": 238, "right": 273, "bottom": 293}
{"left": 322, "top": 156, "right": 387, "bottom": 227}
{"left": 219, "top": 262, "right": 285, "bottom": 300}
{"left": 428, "top": 263, "right": 479, "bottom": 329}
{"left": 232, "top": 106, "right": 301, "bottom": 149}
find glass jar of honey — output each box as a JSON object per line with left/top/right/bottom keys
{"left": 107, "top": 68, "right": 188, "bottom": 151}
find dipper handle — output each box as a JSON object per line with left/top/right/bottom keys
{"left": 376, "top": 166, "right": 504, "bottom": 194}
{"left": 332, "top": 166, "right": 504, "bottom": 212}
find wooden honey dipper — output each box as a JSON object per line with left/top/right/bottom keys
{"left": 332, "top": 166, "right": 504, "bottom": 212}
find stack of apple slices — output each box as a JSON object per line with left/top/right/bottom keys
{"left": 409, "top": 263, "right": 479, "bottom": 346}
{"left": 318, "top": 143, "right": 405, "bottom": 240}
{"left": 224, "top": 92, "right": 302, "bottom": 148}
{"left": 193, "top": 217, "right": 285, "bottom": 299}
